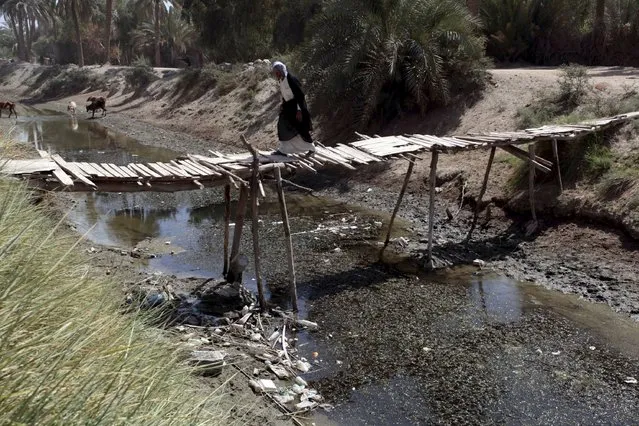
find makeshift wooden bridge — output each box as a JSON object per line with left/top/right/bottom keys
{"left": 3, "top": 111, "right": 638, "bottom": 311}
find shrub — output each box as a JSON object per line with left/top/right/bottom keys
{"left": 0, "top": 177, "right": 231, "bottom": 425}
{"left": 302, "top": 0, "right": 487, "bottom": 138}
{"left": 125, "top": 63, "right": 158, "bottom": 89}
{"left": 557, "top": 64, "right": 591, "bottom": 108}
{"left": 585, "top": 144, "right": 614, "bottom": 178}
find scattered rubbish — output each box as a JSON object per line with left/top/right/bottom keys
{"left": 435, "top": 187, "right": 443, "bottom": 193}
{"left": 165, "top": 241, "right": 171, "bottom": 245}
{"left": 333, "top": 247, "right": 342, "bottom": 253}
{"left": 295, "top": 400, "right": 319, "bottom": 411}
{"left": 336, "top": 360, "right": 343, "bottom": 365}
{"left": 473, "top": 259, "right": 486, "bottom": 268}
{"left": 296, "top": 319, "right": 319, "bottom": 329}
{"left": 366, "top": 188, "right": 373, "bottom": 193}
{"left": 552, "top": 351, "right": 562, "bottom": 356}
{"left": 374, "top": 221, "right": 383, "bottom": 227}
{"left": 253, "top": 368, "right": 260, "bottom": 376}
{"left": 292, "top": 384, "right": 306, "bottom": 395}
{"left": 422, "top": 347, "right": 432, "bottom": 352}
{"left": 295, "top": 360, "right": 311, "bottom": 373}
{"left": 536, "top": 349, "right": 543, "bottom": 355}
{"left": 274, "top": 392, "right": 296, "bottom": 405}
{"left": 625, "top": 377, "right": 638, "bottom": 384}
{"left": 249, "top": 379, "right": 277, "bottom": 393}
{"left": 295, "top": 376, "right": 308, "bottom": 387}
{"left": 251, "top": 333, "right": 261, "bottom": 342}
{"left": 190, "top": 350, "right": 225, "bottom": 376}
{"left": 312, "top": 352, "right": 319, "bottom": 358}
{"left": 589, "top": 346, "right": 596, "bottom": 351}
{"left": 269, "top": 364, "right": 290, "bottom": 380}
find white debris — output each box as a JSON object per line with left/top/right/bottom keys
{"left": 333, "top": 247, "right": 342, "bottom": 253}
{"left": 552, "top": 351, "right": 561, "bottom": 356}
{"left": 536, "top": 349, "right": 543, "bottom": 355}
{"left": 295, "top": 400, "right": 319, "bottom": 411}
{"left": 473, "top": 259, "right": 486, "bottom": 268}
{"left": 165, "top": 241, "right": 171, "bottom": 245}
{"left": 253, "top": 368, "right": 260, "bottom": 376}
{"left": 291, "top": 384, "right": 306, "bottom": 395}
{"left": 294, "top": 360, "right": 311, "bottom": 373}
{"left": 336, "top": 360, "right": 343, "bottom": 365}
{"left": 625, "top": 377, "right": 638, "bottom": 384}
{"left": 589, "top": 346, "right": 596, "bottom": 351}
{"left": 250, "top": 333, "right": 261, "bottom": 342}
{"left": 422, "top": 347, "right": 432, "bottom": 353}
{"left": 269, "top": 364, "right": 290, "bottom": 379}
{"left": 274, "top": 393, "right": 296, "bottom": 405}
{"left": 249, "top": 379, "right": 277, "bottom": 393}
{"left": 296, "top": 319, "right": 319, "bottom": 329}
{"left": 366, "top": 188, "right": 373, "bottom": 193}
{"left": 295, "top": 376, "right": 308, "bottom": 387}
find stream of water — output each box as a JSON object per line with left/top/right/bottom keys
{"left": 12, "top": 113, "right": 639, "bottom": 425}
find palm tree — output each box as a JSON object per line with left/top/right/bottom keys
{"left": 132, "top": 5, "right": 195, "bottom": 65}
{"left": 467, "top": 0, "right": 480, "bottom": 16}
{"left": 1, "top": 0, "right": 52, "bottom": 61}
{"left": 105, "top": 0, "right": 113, "bottom": 63}
{"left": 593, "top": 0, "right": 606, "bottom": 61}
{"left": 135, "top": 0, "right": 173, "bottom": 67}
{"left": 302, "top": 0, "right": 486, "bottom": 137}
{"left": 56, "top": 0, "right": 92, "bottom": 66}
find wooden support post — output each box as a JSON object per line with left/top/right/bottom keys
{"left": 222, "top": 183, "right": 231, "bottom": 278}
{"left": 241, "top": 134, "right": 267, "bottom": 312}
{"left": 467, "top": 147, "right": 496, "bottom": 241}
{"left": 230, "top": 184, "right": 248, "bottom": 265}
{"left": 250, "top": 164, "right": 267, "bottom": 311}
{"left": 275, "top": 167, "right": 298, "bottom": 312}
{"left": 551, "top": 138, "right": 563, "bottom": 194}
{"left": 528, "top": 143, "right": 538, "bottom": 227}
{"left": 426, "top": 151, "right": 439, "bottom": 269}
{"left": 381, "top": 160, "right": 414, "bottom": 258}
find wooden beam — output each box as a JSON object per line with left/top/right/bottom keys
{"left": 552, "top": 138, "right": 563, "bottom": 194}
{"left": 242, "top": 135, "right": 267, "bottom": 311}
{"left": 529, "top": 143, "right": 538, "bottom": 225}
{"left": 381, "top": 160, "right": 414, "bottom": 258}
{"left": 467, "top": 147, "right": 496, "bottom": 241}
{"left": 275, "top": 167, "right": 298, "bottom": 312}
{"left": 499, "top": 145, "right": 552, "bottom": 173}
{"left": 426, "top": 151, "right": 439, "bottom": 269}
{"left": 223, "top": 184, "right": 231, "bottom": 278}
{"left": 230, "top": 184, "right": 248, "bottom": 264}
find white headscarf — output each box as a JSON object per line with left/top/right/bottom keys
{"left": 272, "top": 61, "right": 288, "bottom": 78}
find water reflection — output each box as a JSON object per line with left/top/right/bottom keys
{"left": 468, "top": 275, "right": 523, "bottom": 323}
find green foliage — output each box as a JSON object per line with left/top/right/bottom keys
{"left": 125, "top": 61, "right": 158, "bottom": 89}
{"left": 302, "top": 0, "right": 487, "bottom": 138}
{"left": 0, "top": 179, "right": 230, "bottom": 425}
{"left": 0, "top": 26, "right": 16, "bottom": 58}
{"left": 598, "top": 167, "right": 639, "bottom": 199}
{"left": 557, "top": 64, "right": 591, "bottom": 108}
{"left": 585, "top": 144, "right": 614, "bottom": 178}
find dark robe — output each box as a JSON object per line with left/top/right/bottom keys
{"left": 278, "top": 73, "right": 313, "bottom": 143}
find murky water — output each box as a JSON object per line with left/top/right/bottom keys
{"left": 13, "top": 113, "right": 639, "bottom": 425}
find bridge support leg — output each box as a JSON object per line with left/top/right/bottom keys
{"left": 527, "top": 143, "right": 538, "bottom": 235}
{"left": 426, "top": 151, "right": 439, "bottom": 270}
{"left": 467, "top": 146, "right": 496, "bottom": 242}
{"left": 552, "top": 138, "right": 563, "bottom": 194}
{"left": 222, "top": 183, "right": 231, "bottom": 278}
{"left": 275, "top": 167, "right": 298, "bottom": 312}
{"left": 381, "top": 159, "right": 414, "bottom": 260}
{"left": 230, "top": 183, "right": 248, "bottom": 271}
{"left": 249, "top": 162, "right": 267, "bottom": 312}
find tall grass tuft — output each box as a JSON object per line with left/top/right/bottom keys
{"left": 0, "top": 180, "right": 229, "bottom": 425}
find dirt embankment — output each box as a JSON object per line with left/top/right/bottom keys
{"left": 1, "top": 62, "right": 638, "bottom": 319}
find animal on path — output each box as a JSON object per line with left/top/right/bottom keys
{"left": 86, "top": 96, "right": 107, "bottom": 118}
{"left": 0, "top": 101, "right": 17, "bottom": 118}
{"left": 67, "top": 101, "right": 77, "bottom": 115}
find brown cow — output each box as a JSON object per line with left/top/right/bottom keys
{"left": 0, "top": 101, "right": 17, "bottom": 118}
{"left": 86, "top": 96, "right": 107, "bottom": 118}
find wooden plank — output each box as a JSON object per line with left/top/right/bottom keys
{"left": 275, "top": 167, "right": 298, "bottom": 312}
{"left": 147, "top": 163, "right": 173, "bottom": 177}
{"left": 467, "top": 147, "right": 496, "bottom": 241}
{"left": 181, "top": 160, "right": 215, "bottom": 175}
{"left": 51, "top": 154, "right": 96, "bottom": 188}
{"left": 51, "top": 168, "right": 75, "bottom": 187}
{"left": 75, "top": 162, "right": 103, "bottom": 177}
{"left": 101, "top": 163, "right": 125, "bottom": 178}
{"left": 426, "top": 151, "right": 439, "bottom": 269}
{"left": 173, "top": 161, "right": 202, "bottom": 176}
{"left": 134, "top": 163, "right": 162, "bottom": 178}
{"left": 160, "top": 162, "right": 191, "bottom": 177}
{"left": 552, "top": 139, "right": 563, "bottom": 194}
{"left": 128, "top": 163, "right": 153, "bottom": 178}
{"left": 0, "top": 159, "right": 57, "bottom": 175}
{"left": 114, "top": 164, "right": 139, "bottom": 179}
{"left": 84, "top": 163, "right": 112, "bottom": 178}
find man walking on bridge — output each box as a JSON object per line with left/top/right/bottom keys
{"left": 271, "top": 61, "right": 316, "bottom": 157}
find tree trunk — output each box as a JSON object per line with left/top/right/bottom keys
{"left": 105, "top": 0, "right": 113, "bottom": 64}
{"left": 593, "top": 0, "right": 606, "bottom": 62}
{"left": 154, "top": 0, "right": 161, "bottom": 67}
{"left": 467, "top": 0, "right": 480, "bottom": 16}
{"left": 72, "top": 0, "right": 84, "bottom": 67}
{"left": 8, "top": 18, "right": 25, "bottom": 62}
{"left": 16, "top": 12, "right": 27, "bottom": 61}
